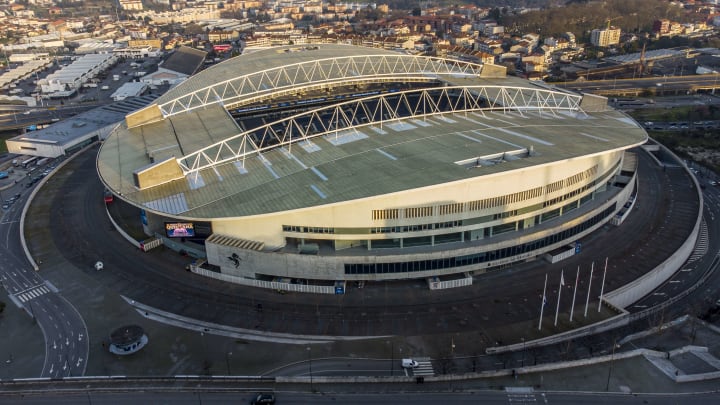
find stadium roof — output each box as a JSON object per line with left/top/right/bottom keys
{"left": 97, "top": 45, "right": 648, "bottom": 219}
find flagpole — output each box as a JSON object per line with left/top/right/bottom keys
{"left": 570, "top": 266, "right": 579, "bottom": 322}
{"left": 584, "top": 262, "right": 594, "bottom": 318}
{"left": 554, "top": 270, "right": 564, "bottom": 326}
{"left": 598, "top": 257, "right": 608, "bottom": 312}
{"left": 538, "top": 273, "right": 547, "bottom": 331}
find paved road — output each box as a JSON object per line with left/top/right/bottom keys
{"left": 0, "top": 105, "right": 95, "bottom": 131}
{"left": 0, "top": 388, "right": 718, "bottom": 404}
{"left": 556, "top": 74, "right": 720, "bottom": 95}
{"left": 0, "top": 174, "right": 88, "bottom": 378}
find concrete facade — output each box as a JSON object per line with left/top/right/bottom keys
{"left": 193, "top": 151, "right": 637, "bottom": 282}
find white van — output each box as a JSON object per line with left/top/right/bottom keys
{"left": 401, "top": 358, "right": 418, "bottom": 368}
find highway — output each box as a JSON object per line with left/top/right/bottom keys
{"left": 0, "top": 387, "right": 717, "bottom": 404}
{"left": 0, "top": 105, "right": 94, "bottom": 131}
{"left": 555, "top": 74, "right": 720, "bottom": 96}
{"left": 0, "top": 166, "right": 88, "bottom": 378}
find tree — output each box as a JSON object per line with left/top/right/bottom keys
{"left": 0, "top": 300, "right": 5, "bottom": 314}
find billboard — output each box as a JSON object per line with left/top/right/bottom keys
{"left": 165, "top": 222, "right": 195, "bottom": 238}
{"left": 213, "top": 44, "right": 232, "bottom": 52}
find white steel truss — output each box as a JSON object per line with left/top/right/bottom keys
{"left": 176, "top": 85, "right": 582, "bottom": 176}
{"left": 158, "top": 55, "right": 484, "bottom": 118}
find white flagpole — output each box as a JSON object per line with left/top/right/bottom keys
{"left": 584, "top": 261, "right": 594, "bottom": 318}
{"left": 598, "top": 257, "right": 608, "bottom": 312}
{"left": 570, "top": 266, "right": 579, "bottom": 322}
{"left": 554, "top": 270, "right": 564, "bottom": 326}
{"left": 538, "top": 273, "right": 548, "bottom": 331}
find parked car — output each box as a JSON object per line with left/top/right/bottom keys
{"left": 250, "top": 393, "right": 275, "bottom": 405}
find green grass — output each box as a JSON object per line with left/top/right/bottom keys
{"left": 0, "top": 131, "right": 16, "bottom": 154}
{"left": 629, "top": 105, "right": 720, "bottom": 122}
{"left": 629, "top": 106, "right": 720, "bottom": 172}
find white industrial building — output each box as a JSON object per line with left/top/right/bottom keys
{"left": 38, "top": 54, "right": 118, "bottom": 95}
{"left": 5, "top": 95, "right": 160, "bottom": 158}
{"left": 110, "top": 81, "right": 148, "bottom": 101}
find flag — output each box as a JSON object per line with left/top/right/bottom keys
{"left": 555, "top": 270, "right": 564, "bottom": 326}
{"left": 539, "top": 273, "right": 548, "bottom": 331}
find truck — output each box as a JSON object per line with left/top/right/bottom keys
{"left": 113, "top": 74, "right": 120, "bottom": 81}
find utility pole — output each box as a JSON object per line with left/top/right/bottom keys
{"left": 307, "top": 347, "right": 313, "bottom": 392}
{"left": 605, "top": 338, "right": 617, "bottom": 391}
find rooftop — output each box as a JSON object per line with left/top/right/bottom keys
{"left": 9, "top": 95, "right": 161, "bottom": 148}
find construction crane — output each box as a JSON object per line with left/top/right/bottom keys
{"left": 606, "top": 17, "right": 622, "bottom": 30}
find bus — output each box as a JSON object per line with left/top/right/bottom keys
{"left": 21, "top": 157, "right": 38, "bottom": 168}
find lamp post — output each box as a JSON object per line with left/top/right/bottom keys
{"left": 606, "top": 338, "right": 617, "bottom": 391}
{"left": 306, "top": 347, "right": 313, "bottom": 392}
{"left": 389, "top": 340, "right": 394, "bottom": 376}
{"left": 225, "top": 352, "right": 232, "bottom": 375}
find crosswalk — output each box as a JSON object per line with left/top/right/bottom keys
{"left": 687, "top": 219, "right": 708, "bottom": 264}
{"left": 506, "top": 387, "right": 537, "bottom": 403}
{"left": 411, "top": 359, "right": 434, "bottom": 376}
{"left": 14, "top": 285, "right": 50, "bottom": 303}
{"left": 507, "top": 392, "right": 537, "bottom": 402}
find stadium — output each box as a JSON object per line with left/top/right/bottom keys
{"left": 97, "top": 44, "right": 648, "bottom": 291}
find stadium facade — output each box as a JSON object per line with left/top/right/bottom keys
{"left": 97, "top": 45, "right": 647, "bottom": 288}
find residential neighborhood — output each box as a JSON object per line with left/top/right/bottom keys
{"left": 2, "top": 0, "right": 720, "bottom": 103}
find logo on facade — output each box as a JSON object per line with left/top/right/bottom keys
{"left": 227, "top": 253, "right": 241, "bottom": 268}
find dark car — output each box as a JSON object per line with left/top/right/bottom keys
{"left": 250, "top": 393, "right": 275, "bottom": 405}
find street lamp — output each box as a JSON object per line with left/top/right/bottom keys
{"left": 388, "top": 340, "right": 394, "bottom": 376}
{"left": 306, "top": 347, "right": 313, "bottom": 392}
{"left": 225, "top": 351, "right": 232, "bottom": 375}
{"left": 606, "top": 338, "right": 618, "bottom": 391}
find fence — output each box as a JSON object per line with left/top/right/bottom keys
{"left": 191, "top": 267, "right": 336, "bottom": 294}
